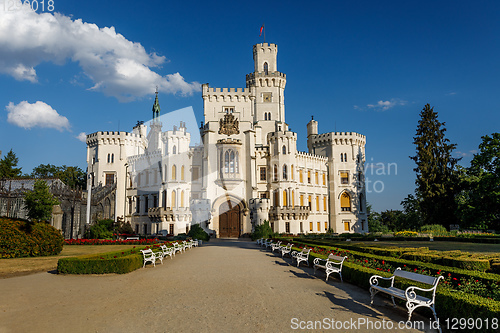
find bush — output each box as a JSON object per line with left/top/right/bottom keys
{"left": 394, "top": 230, "right": 418, "bottom": 237}
{"left": 57, "top": 247, "right": 146, "bottom": 274}
{"left": 420, "top": 224, "right": 448, "bottom": 235}
{"left": 85, "top": 219, "right": 114, "bottom": 239}
{"left": 0, "top": 218, "right": 64, "bottom": 258}
{"left": 251, "top": 220, "right": 274, "bottom": 240}
{"left": 187, "top": 223, "right": 210, "bottom": 241}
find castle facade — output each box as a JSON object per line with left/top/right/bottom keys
{"left": 86, "top": 43, "right": 367, "bottom": 237}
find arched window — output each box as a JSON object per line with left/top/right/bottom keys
{"left": 300, "top": 194, "right": 304, "bottom": 206}
{"left": 308, "top": 195, "right": 312, "bottom": 209}
{"left": 274, "top": 190, "right": 279, "bottom": 206}
{"left": 173, "top": 145, "right": 176, "bottom": 154}
{"left": 315, "top": 172, "right": 319, "bottom": 184}
{"left": 283, "top": 190, "right": 287, "bottom": 206}
{"left": 268, "top": 112, "right": 271, "bottom": 120}
{"left": 359, "top": 193, "right": 364, "bottom": 212}
{"left": 307, "top": 171, "right": 311, "bottom": 183}
{"left": 181, "top": 165, "right": 185, "bottom": 181}
{"left": 340, "top": 153, "right": 343, "bottom": 162}
{"left": 229, "top": 151, "right": 235, "bottom": 173}
{"left": 273, "top": 164, "right": 278, "bottom": 181}
{"left": 292, "top": 190, "right": 295, "bottom": 206}
{"left": 172, "top": 165, "right": 176, "bottom": 180}
{"left": 264, "top": 62, "right": 268, "bottom": 75}
{"left": 282, "top": 145, "right": 286, "bottom": 154}
{"left": 291, "top": 165, "right": 294, "bottom": 180}
{"left": 171, "top": 190, "right": 176, "bottom": 208}
{"left": 107, "top": 154, "right": 110, "bottom": 163}
{"left": 235, "top": 152, "right": 239, "bottom": 173}
{"left": 299, "top": 170, "right": 303, "bottom": 183}
{"left": 180, "top": 190, "right": 185, "bottom": 208}
{"left": 316, "top": 196, "right": 320, "bottom": 212}
{"left": 341, "top": 192, "right": 351, "bottom": 211}
{"left": 324, "top": 196, "right": 327, "bottom": 211}
{"left": 224, "top": 151, "right": 229, "bottom": 173}
{"left": 111, "top": 154, "right": 114, "bottom": 163}
{"left": 344, "top": 153, "right": 347, "bottom": 161}
{"left": 323, "top": 173, "right": 326, "bottom": 185}
{"left": 283, "top": 164, "right": 287, "bottom": 180}
{"left": 264, "top": 113, "right": 268, "bottom": 120}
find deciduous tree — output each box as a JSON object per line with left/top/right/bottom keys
{"left": 24, "top": 180, "right": 60, "bottom": 222}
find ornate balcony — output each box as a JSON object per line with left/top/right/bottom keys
{"left": 269, "top": 206, "right": 310, "bottom": 221}
{"left": 148, "top": 207, "right": 173, "bottom": 222}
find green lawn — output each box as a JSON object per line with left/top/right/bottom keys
{"left": 0, "top": 245, "right": 139, "bottom": 278}
{"left": 350, "top": 240, "right": 500, "bottom": 254}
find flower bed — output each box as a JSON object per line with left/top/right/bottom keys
{"left": 64, "top": 238, "right": 160, "bottom": 246}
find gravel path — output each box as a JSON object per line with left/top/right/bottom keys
{"left": 0, "top": 240, "right": 434, "bottom": 332}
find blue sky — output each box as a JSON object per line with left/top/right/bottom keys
{"left": 0, "top": 0, "right": 498, "bottom": 212}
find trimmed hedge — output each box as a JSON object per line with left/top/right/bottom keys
{"left": 293, "top": 238, "right": 495, "bottom": 272}
{"left": 0, "top": 218, "right": 64, "bottom": 258}
{"left": 57, "top": 247, "right": 148, "bottom": 274}
{"left": 301, "top": 249, "right": 500, "bottom": 332}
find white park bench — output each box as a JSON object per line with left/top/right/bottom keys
{"left": 271, "top": 241, "right": 282, "bottom": 253}
{"left": 266, "top": 240, "right": 277, "bottom": 250}
{"left": 369, "top": 267, "right": 443, "bottom": 328}
{"left": 280, "top": 243, "right": 294, "bottom": 258}
{"left": 172, "top": 242, "right": 184, "bottom": 254}
{"left": 140, "top": 249, "right": 163, "bottom": 268}
{"left": 313, "top": 254, "right": 347, "bottom": 282}
{"left": 291, "top": 248, "right": 311, "bottom": 267}
{"left": 182, "top": 240, "right": 192, "bottom": 250}
{"left": 262, "top": 239, "right": 272, "bottom": 248}
{"left": 256, "top": 238, "right": 264, "bottom": 246}
{"left": 160, "top": 245, "right": 174, "bottom": 260}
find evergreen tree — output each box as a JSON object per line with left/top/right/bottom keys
{"left": 24, "top": 180, "right": 60, "bottom": 222}
{"left": 410, "top": 104, "right": 460, "bottom": 228}
{"left": 0, "top": 149, "right": 22, "bottom": 178}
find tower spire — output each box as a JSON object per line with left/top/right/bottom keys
{"left": 152, "top": 86, "right": 160, "bottom": 120}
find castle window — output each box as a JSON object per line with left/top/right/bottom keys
{"left": 274, "top": 190, "right": 279, "bottom": 206}
{"left": 307, "top": 171, "right": 311, "bottom": 184}
{"left": 341, "top": 172, "right": 349, "bottom": 184}
{"left": 136, "top": 196, "right": 140, "bottom": 213}
{"left": 282, "top": 164, "right": 287, "bottom": 180}
{"left": 343, "top": 220, "right": 351, "bottom": 231}
{"left": 172, "top": 165, "right": 177, "bottom": 180}
{"left": 128, "top": 197, "right": 132, "bottom": 214}
{"left": 316, "top": 196, "right": 320, "bottom": 212}
{"left": 111, "top": 154, "right": 114, "bottom": 163}
{"left": 283, "top": 190, "right": 287, "bottom": 206}
{"left": 273, "top": 164, "right": 278, "bottom": 182}
{"left": 323, "top": 173, "right": 326, "bottom": 185}
{"left": 144, "top": 195, "right": 149, "bottom": 211}
{"left": 324, "top": 196, "right": 327, "bottom": 211}
{"left": 153, "top": 195, "right": 157, "bottom": 208}
{"left": 163, "top": 190, "right": 167, "bottom": 208}
{"left": 300, "top": 194, "right": 304, "bottom": 206}
{"left": 181, "top": 165, "right": 185, "bottom": 181}
{"left": 268, "top": 112, "right": 271, "bottom": 120}
{"left": 291, "top": 165, "right": 294, "bottom": 180}
{"left": 260, "top": 167, "right": 267, "bottom": 181}
{"left": 264, "top": 113, "right": 268, "bottom": 120}
{"left": 107, "top": 154, "right": 110, "bottom": 163}
{"left": 229, "top": 151, "right": 235, "bottom": 173}
{"left": 224, "top": 151, "right": 229, "bottom": 173}
{"left": 341, "top": 192, "right": 351, "bottom": 211}
{"left": 235, "top": 152, "right": 239, "bottom": 173}
{"left": 309, "top": 222, "right": 313, "bottom": 232}
{"left": 299, "top": 170, "right": 303, "bottom": 183}
{"left": 340, "top": 153, "right": 343, "bottom": 162}
{"left": 264, "top": 62, "right": 268, "bottom": 75}
{"left": 171, "top": 190, "right": 176, "bottom": 208}
{"left": 173, "top": 145, "right": 176, "bottom": 154}
{"left": 224, "top": 107, "right": 234, "bottom": 113}
{"left": 285, "top": 222, "right": 290, "bottom": 234}
{"left": 180, "top": 191, "right": 185, "bottom": 208}
{"left": 317, "top": 222, "right": 320, "bottom": 231}
{"left": 105, "top": 173, "right": 114, "bottom": 186}
{"left": 315, "top": 172, "right": 319, "bottom": 184}
{"left": 344, "top": 153, "right": 347, "bottom": 161}
{"left": 282, "top": 145, "right": 286, "bottom": 155}
{"left": 359, "top": 193, "right": 364, "bottom": 212}
{"left": 292, "top": 190, "right": 295, "bottom": 206}
{"left": 308, "top": 195, "right": 312, "bottom": 209}
{"left": 325, "top": 222, "right": 328, "bottom": 231}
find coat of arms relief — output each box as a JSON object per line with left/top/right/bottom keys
{"left": 219, "top": 113, "right": 239, "bottom": 136}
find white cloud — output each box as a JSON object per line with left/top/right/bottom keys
{"left": 0, "top": 2, "right": 200, "bottom": 101}
{"left": 366, "top": 98, "right": 407, "bottom": 111}
{"left": 76, "top": 132, "right": 87, "bottom": 142}
{"left": 6, "top": 101, "right": 70, "bottom": 131}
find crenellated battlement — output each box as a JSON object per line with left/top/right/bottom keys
{"left": 310, "top": 131, "right": 366, "bottom": 146}
{"left": 253, "top": 43, "right": 278, "bottom": 52}
{"left": 86, "top": 130, "right": 144, "bottom": 147}
{"left": 296, "top": 151, "right": 328, "bottom": 161}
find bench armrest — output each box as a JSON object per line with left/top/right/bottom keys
{"left": 313, "top": 258, "right": 325, "bottom": 265}
{"left": 404, "top": 282, "right": 440, "bottom": 302}
{"left": 325, "top": 261, "right": 341, "bottom": 269}
{"left": 369, "top": 274, "right": 395, "bottom": 287}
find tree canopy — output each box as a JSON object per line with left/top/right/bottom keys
{"left": 31, "top": 164, "right": 86, "bottom": 188}
{"left": 24, "top": 180, "right": 60, "bottom": 222}
{"left": 0, "top": 149, "right": 22, "bottom": 179}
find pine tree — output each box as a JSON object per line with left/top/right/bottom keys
{"left": 0, "top": 149, "right": 22, "bottom": 178}
{"left": 410, "top": 104, "right": 459, "bottom": 228}
{"left": 24, "top": 180, "right": 60, "bottom": 222}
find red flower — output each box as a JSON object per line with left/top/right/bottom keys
{"left": 414, "top": 268, "right": 418, "bottom": 272}
{"left": 453, "top": 277, "right": 457, "bottom": 281}
{"left": 382, "top": 260, "right": 385, "bottom": 265}
{"left": 113, "top": 256, "right": 117, "bottom": 258}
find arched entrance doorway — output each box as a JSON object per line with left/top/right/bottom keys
{"left": 218, "top": 200, "right": 241, "bottom": 238}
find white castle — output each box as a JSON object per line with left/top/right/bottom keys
{"left": 86, "top": 42, "right": 367, "bottom": 237}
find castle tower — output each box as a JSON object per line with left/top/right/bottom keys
{"left": 246, "top": 43, "right": 287, "bottom": 141}
{"left": 307, "top": 116, "right": 318, "bottom": 153}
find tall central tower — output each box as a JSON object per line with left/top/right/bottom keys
{"left": 246, "top": 43, "right": 287, "bottom": 136}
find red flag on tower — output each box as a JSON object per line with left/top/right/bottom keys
{"left": 259, "top": 24, "right": 264, "bottom": 37}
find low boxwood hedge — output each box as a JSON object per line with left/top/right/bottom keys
{"left": 57, "top": 247, "right": 152, "bottom": 274}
